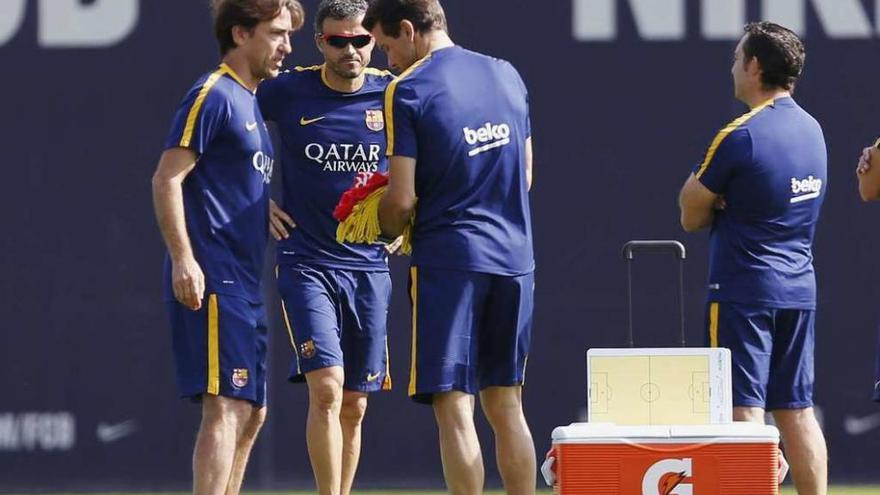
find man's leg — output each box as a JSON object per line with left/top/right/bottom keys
{"left": 734, "top": 406, "right": 765, "bottom": 423}
{"left": 432, "top": 391, "right": 484, "bottom": 495}
{"left": 193, "top": 395, "right": 252, "bottom": 495}
{"left": 772, "top": 408, "right": 827, "bottom": 495}
{"left": 224, "top": 406, "right": 267, "bottom": 495}
{"left": 339, "top": 391, "right": 368, "bottom": 495}
{"left": 480, "top": 386, "right": 536, "bottom": 495}
{"left": 305, "top": 366, "right": 345, "bottom": 495}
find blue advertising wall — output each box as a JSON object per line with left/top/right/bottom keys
{"left": 2, "top": 0, "right": 880, "bottom": 490}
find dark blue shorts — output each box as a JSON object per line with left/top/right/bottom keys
{"left": 407, "top": 267, "right": 534, "bottom": 404}
{"left": 705, "top": 301, "right": 814, "bottom": 410}
{"left": 167, "top": 293, "right": 268, "bottom": 406}
{"left": 277, "top": 264, "right": 392, "bottom": 393}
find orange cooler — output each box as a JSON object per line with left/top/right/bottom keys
{"left": 551, "top": 423, "right": 779, "bottom": 495}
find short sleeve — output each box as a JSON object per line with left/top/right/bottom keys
{"left": 385, "top": 81, "right": 419, "bottom": 159}
{"left": 164, "top": 78, "right": 230, "bottom": 155}
{"left": 256, "top": 75, "right": 285, "bottom": 122}
{"left": 693, "top": 127, "right": 752, "bottom": 194}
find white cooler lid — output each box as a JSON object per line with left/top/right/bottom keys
{"left": 552, "top": 422, "right": 779, "bottom": 444}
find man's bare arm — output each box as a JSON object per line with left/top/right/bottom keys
{"left": 679, "top": 173, "right": 720, "bottom": 233}
{"left": 152, "top": 148, "right": 204, "bottom": 310}
{"left": 858, "top": 146, "right": 880, "bottom": 202}
{"left": 378, "top": 156, "right": 417, "bottom": 237}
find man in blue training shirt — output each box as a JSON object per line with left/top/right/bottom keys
{"left": 679, "top": 22, "right": 827, "bottom": 495}
{"left": 257, "top": 1, "right": 394, "bottom": 493}
{"left": 855, "top": 139, "right": 880, "bottom": 405}
{"left": 151, "top": 1, "right": 303, "bottom": 493}
{"left": 363, "top": 1, "right": 536, "bottom": 493}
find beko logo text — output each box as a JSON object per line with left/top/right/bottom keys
{"left": 573, "top": 0, "right": 880, "bottom": 41}
{"left": 790, "top": 175, "right": 822, "bottom": 203}
{"left": 0, "top": 412, "right": 76, "bottom": 452}
{"left": 2, "top": 0, "right": 139, "bottom": 48}
{"left": 463, "top": 122, "right": 511, "bottom": 157}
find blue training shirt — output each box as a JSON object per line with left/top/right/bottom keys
{"left": 695, "top": 96, "right": 827, "bottom": 309}
{"left": 163, "top": 63, "right": 274, "bottom": 303}
{"left": 258, "top": 65, "right": 393, "bottom": 271}
{"left": 385, "top": 46, "right": 534, "bottom": 276}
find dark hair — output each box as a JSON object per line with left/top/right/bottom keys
{"left": 315, "top": 0, "right": 368, "bottom": 34}
{"left": 213, "top": 0, "right": 305, "bottom": 55}
{"left": 362, "top": 0, "right": 446, "bottom": 37}
{"left": 742, "top": 22, "right": 805, "bottom": 90}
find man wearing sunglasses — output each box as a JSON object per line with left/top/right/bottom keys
{"left": 256, "top": 1, "right": 394, "bottom": 494}
{"left": 364, "top": 1, "right": 536, "bottom": 494}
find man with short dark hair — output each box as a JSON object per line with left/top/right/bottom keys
{"left": 363, "top": 1, "right": 536, "bottom": 494}
{"left": 151, "top": 1, "right": 303, "bottom": 493}
{"left": 679, "top": 22, "right": 828, "bottom": 495}
{"left": 257, "top": 1, "right": 394, "bottom": 494}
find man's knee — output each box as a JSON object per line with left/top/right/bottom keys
{"left": 201, "top": 395, "right": 253, "bottom": 430}
{"left": 340, "top": 393, "right": 368, "bottom": 428}
{"left": 433, "top": 391, "right": 476, "bottom": 428}
{"left": 773, "top": 407, "right": 821, "bottom": 431}
{"left": 307, "top": 368, "right": 345, "bottom": 412}
{"left": 245, "top": 407, "right": 267, "bottom": 435}
{"left": 480, "top": 387, "right": 524, "bottom": 427}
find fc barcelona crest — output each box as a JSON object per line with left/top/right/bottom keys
{"left": 365, "top": 109, "right": 384, "bottom": 132}
{"left": 300, "top": 340, "right": 317, "bottom": 359}
{"left": 231, "top": 368, "right": 249, "bottom": 389}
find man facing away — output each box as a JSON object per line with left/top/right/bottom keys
{"left": 679, "top": 21, "right": 828, "bottom": 495}
{"left": 151, "top": 1, "right": 303, "bottom": 493}
{"left": 363, "top": 1, "right": 537, "bottom": 493}
{"left": 256, "top": 1, "right": 395, "bottom": 493}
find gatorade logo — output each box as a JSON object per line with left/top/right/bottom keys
{"left": 462, "top": 122, "right": 511, "bottom": 157}
{"left": 642, "top": 458, "right": 693, "bottom": 495}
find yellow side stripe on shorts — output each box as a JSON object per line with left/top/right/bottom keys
{"left": 709, "top": 302, "right": 719, "bottom": 348}
{"left": 382, "top": 336, "right": 392, "bottom": 391}
{"left": 207, "top": 294, "right": 220, "bottom": 395}
{"left": 408, "top": 266, "right": 418, "bottom": 397}
{"left": 276, "top": 266, "right": 302, "bottom": 376}
{"left": 280, "top": 300, "right": 301, "bottom": 376}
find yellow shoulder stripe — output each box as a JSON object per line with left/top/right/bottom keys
{"left": 384, "top": 55, "right": 431, "bottom": 156}
{"left": 294, "top": 65, "right": 323, "bottom": 72}
{"left": 179, "top": 67, "right": 226, "bottom": 148}
{"left": 365, "top": 67, "right": 393, "bottom": 77}
{"left": 695, "top": 98, "right": 775, "bottom": 179}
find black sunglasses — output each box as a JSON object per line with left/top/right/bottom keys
{"left": 320, "top": 34, "right": 373, "bottom": 49}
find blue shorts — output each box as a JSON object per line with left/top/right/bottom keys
{"left": 408, "top": 267, "right": 534, "bottom": 404}
{"left": 705, "top": 301, "right": 814, "bottom": 410}
{"left": 277, "top": 263, "right": 392, "bottom": 393}
{"left": 167, "top": 293, "right": 268, "bottom": 406}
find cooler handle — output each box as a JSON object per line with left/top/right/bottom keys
{"left": 622, "top": 240, "right": 687, "bottom": 348}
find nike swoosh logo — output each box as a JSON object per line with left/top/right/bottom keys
{"left": 366, "top": 371, "right": 382, "bottom": 382}
{"left": 96, "top": 419, "right": 139, "bottom": 443}
{"left": 844, "top": 413, "right": 880, "bottom": 435}
{"left": 245, "top": 121, "right": 258, "bottom": 132}
{"left": 300, "top": 116, "right": 326, "bottom": 126}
